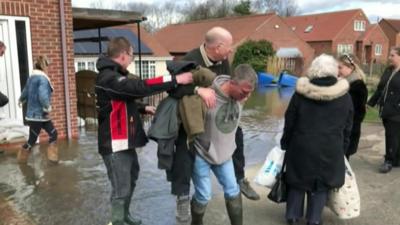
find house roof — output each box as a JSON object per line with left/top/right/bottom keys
{"left": 154, "top": 13, "right": 276, "bottom": 53}
{"left": 284, "top": 9, "right": 365, "bottom": 42}
{"left": 116, "top": 24, "right": 171, "bottom": 57}
{"left": 358, "top": 24, "right": 377, "bottom": 41}
{"left": 380, "top": 19, "right": 400, "bottom": 32}
{"left": 74, "top": 28, "right": 153, "bottom": 55}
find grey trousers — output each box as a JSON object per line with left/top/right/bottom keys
{"left": 286, "top": 186, "right": 328, "bottom": 223}
{"left": 102, "top": 150, "right": 140, "bottom": 223}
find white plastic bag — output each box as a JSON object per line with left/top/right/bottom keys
{"left": 327, "top": 157, "right": 360, "bottom": 219}
{"left": 254, "top": 146, "right": 285, "bottom": 188}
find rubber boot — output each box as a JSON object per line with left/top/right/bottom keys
{"left": 124, "top": 198, "right": 142, "bottom": 225}
{"left": 111, "top": 199, "right": 125, "bottom": 225}
{"left": 225, "top": 194, "right": 243, "bottom": 225}
{"left": 176, "top": 195, "right": 191, "bottom": 225}
{"left": 17, "top": 146, "right": 31, "bottom": 164}
{"left": 191, "top": 198, "right": 207, "bottom": 225}
{"left": 47, "top": 143, "right": 58, "bottom": 163}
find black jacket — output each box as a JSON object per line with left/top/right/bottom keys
{"left": 368, "top": 66, "right": 400, "bottom": 119}
{"left": 281, "top": 76, "right": 353, "bottom": 191}
{"left": 347, "top": 79, "right": 368, "bottom": 156}
{"left": 95, "top": 57, "right": 178, "bottom": 155}
{"left": 169, "top": 46, "right": 231, "bottom": 98}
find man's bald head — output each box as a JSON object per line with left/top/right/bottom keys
{"left": 204, "top": 27, "right": 233, "bottom": 61}
{"left": 205, "top": 27, "right": 233, "bottom": 48}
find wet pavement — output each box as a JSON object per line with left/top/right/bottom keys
{"left": 1, "top": 86, "right": 397, "bottom": 225}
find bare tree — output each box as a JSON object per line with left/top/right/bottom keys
{"left": 253, "top": 0, "right": 299, "bottom": 17}
{"left": 182, "top": 0, "right": 240, "bottom": 22}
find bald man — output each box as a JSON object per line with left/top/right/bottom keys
{"left": 168, "top": 27, "right": 260, "bottom": 225}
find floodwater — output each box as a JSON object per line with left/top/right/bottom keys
{"left": 0, "top": 86, "right": 294, "bottom": 225}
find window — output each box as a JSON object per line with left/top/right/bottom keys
{"left": 77, "top": 62, "right": 86, "bottom": 71}
{"left": 304, "top": 25, "right": 313, "bottom": 33}
{"left": 375, "top": 44, "right": 382, "bottom": 56}
{"left": 87, "top": 61, "right": 95, "bottom": 71}
{"left": 337, "top": 44, "right": 353, "bottom": 55}
{"left": 135, "top": 60, "right": 156, "bottom": 79}
{"left": 354, "top": 20, "right": 366, "bottom": 31}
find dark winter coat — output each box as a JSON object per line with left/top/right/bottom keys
{"left": 281, "top": 76, "right": 353, "bottom": 191}
{"left": 95, "top": 57, "right": 178, "bottom": 155}
{"left": 346, "top": 78, "right": 368, "bottom": 156}
{"left": 368, "top": 66, "right": 400, "bottom": 121}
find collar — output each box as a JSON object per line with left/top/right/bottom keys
{"left": 200, "top": 44, "right": 222, "bottom": 67}
{"left": 296, "top": 77, "right": 349, "bottom": 101}
{"left": 31, "top": 69, "right": 54, "bottom": 91}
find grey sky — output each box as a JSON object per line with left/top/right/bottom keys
{"left": 72, "top": 0, "right": 400, "bottom": 21}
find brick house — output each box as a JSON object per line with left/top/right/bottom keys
{"left": 379, "top": 18, "right": 400, "bottom": 49}
{"left": 284, "top": 9, "right": 389, "bottom": 64}
{"left": 154, "top": 13, "right": 315, "bottom": 75}
{"left": 0, "top": 0, "right": 78, "bottom": 139}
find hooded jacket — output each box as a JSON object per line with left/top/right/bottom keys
{"left": 281, "top": 76, "right": 353, "bottom": 191}
{"left": 95, "top": 57, "right": 178, "bottom": 155}
{"left": 194, "top": 75, "right": 242, "bottom": 165}
{"left": 19, "top": 69, "right": 54, "bottom": 121}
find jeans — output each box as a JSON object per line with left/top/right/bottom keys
{"left": 192, "top": 154, "right": 240, "bottom": 205}
{"left": 102, "top": 149, "right": 140, "bottom": 203}
{"left": 169, "top": 126, "right": 245, "bottom": 196}
{"left": 24, "top": 120, "right": 57, "bottom": 149}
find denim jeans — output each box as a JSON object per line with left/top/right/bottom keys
{"left": 192, "top": 154, "right": 240, "bottom": 205}
{"left": 102, "top": 149, "right": 140, "bottom": 202}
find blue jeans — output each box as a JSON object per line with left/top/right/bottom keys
{"left": 192, "top": 154, "right": 240, "bottom": 205}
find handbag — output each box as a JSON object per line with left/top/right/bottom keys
{"left": 254, "top": 146, "right": 285, "bottom": 188}
{"left": 267, "top": 156, "right": 287, "bottom": 203}
{"left": 327, "top": 157, "right": 360, "bottom": 219}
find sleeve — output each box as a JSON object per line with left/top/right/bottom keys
{"left": 38, "top": 79, "right": 52, "bottom": 110}
{"left": 97, "top": 73, "right": 178, "bottom": 101}
{"left": 368, "top": 69, "right": 388, "bottom": 107}
{"left": 280, "top": 94, "right": 299, "bottom": 150}
{"left": 0, "top": 91, "right": 8, "bottom": 107}
{"left": 136, "top": 100, "right": 148, "bottom": 114}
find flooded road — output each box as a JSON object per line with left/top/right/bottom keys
{"left": 0, "top": 86, "right": 294, "bottom": 225}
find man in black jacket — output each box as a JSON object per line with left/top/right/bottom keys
{"left": 96, "top": 37, "right": 193, "bottom": 225}
{"left": 169, "top": 27, "right": 260, "bottom": 225}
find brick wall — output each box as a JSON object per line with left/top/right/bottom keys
{"left": 0, "top": 0, "right": 78, "bottom": 139}
{"left": 308, "top": 41, "right": 333, "bottom": 56}
{"left": 364, "top": 26, "right": 389, "bottom": 64}
{"left": 379, "top": 20, "right": 398, "bottom": 49}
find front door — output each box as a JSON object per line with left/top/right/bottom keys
{"left": 0, "top": 17, "right": 32, "bottom": 120}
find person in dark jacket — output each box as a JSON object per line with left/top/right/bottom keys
{"left": 17, "top": 56, "right": 59, "bottom": 164}
{"left": 338, "top": 54, "right": 368, "bottom": 159}
{"left": 281, "top": 54, "right": 353, "bottom": 225}
{"left": 168, "top": 27, "right": 259, "bottom": 225}
{"left": 368, "top": 47, "right": 400, "bottom": 173}
{"left": 96, "top": 37, "right": 193, "bottom": 225}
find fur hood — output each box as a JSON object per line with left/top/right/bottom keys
{"left": 296, "top": 77, "right": 349, "bottom": 101}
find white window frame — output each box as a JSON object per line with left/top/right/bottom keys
{"left": 0, "top": 15, "right": 33, "bottom": 119}
{"left": 135, "top": 60, "right": 156, "bottom": 80}
{"left": 354, "top": 20, "right": 366, "bottom": 31}
{"left": 337, "top": 44, "right": 353, "bottom": 55}
{"left": 375, "top": 44, "right": 382, "bottom": 56}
